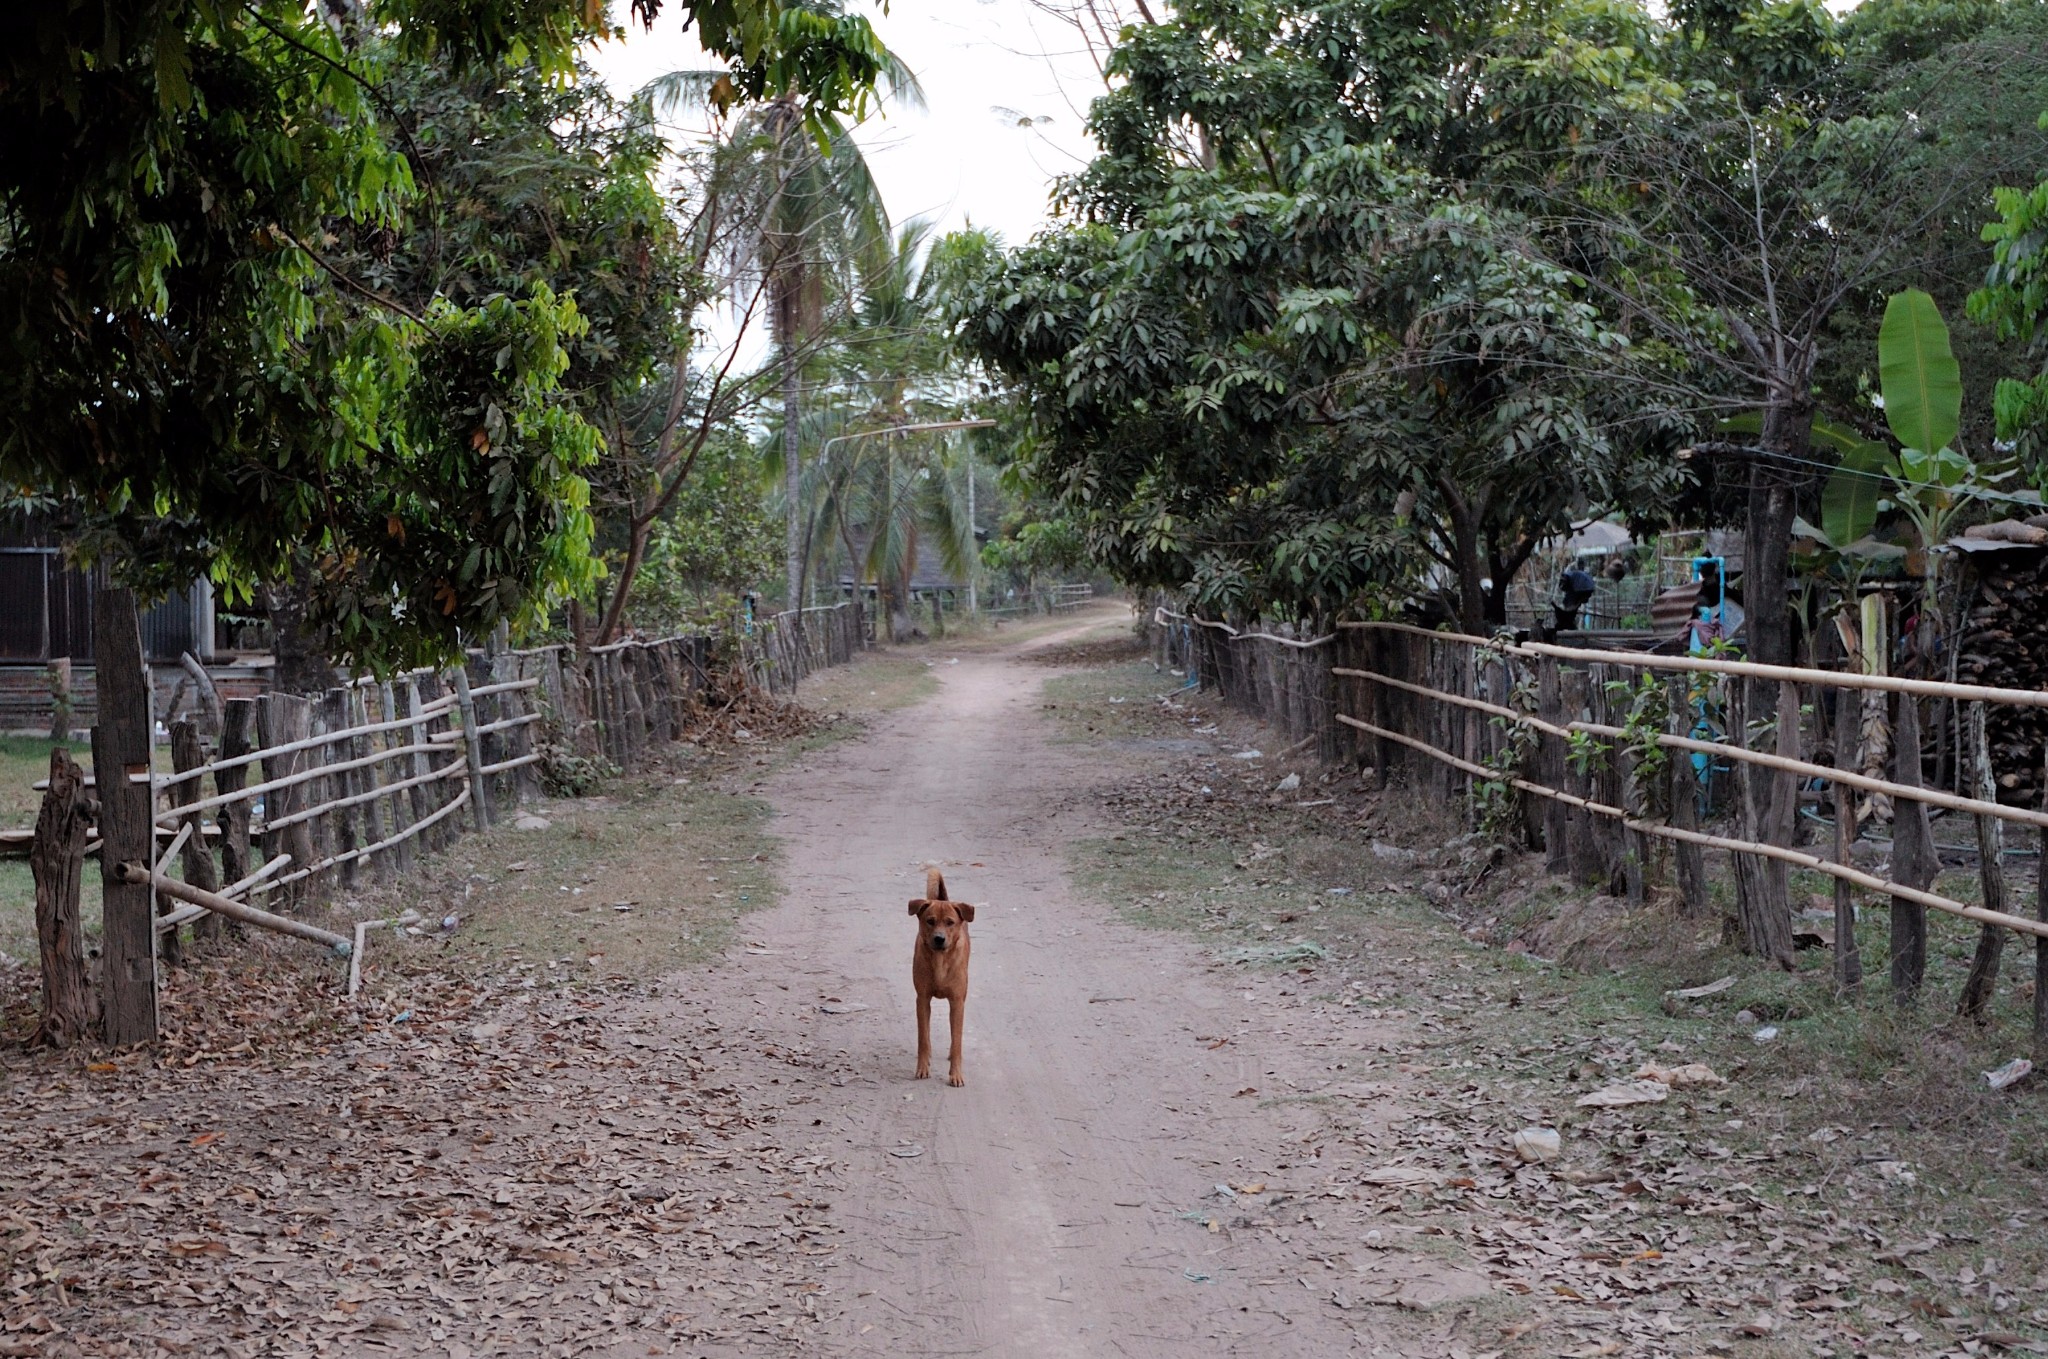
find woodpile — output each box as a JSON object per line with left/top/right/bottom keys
{"left": 1955, "top": 539, "right": 2048, "bottom": 806}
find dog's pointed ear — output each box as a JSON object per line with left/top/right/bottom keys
{"left": 908, "top": 898, "right": 928, "bottom": 916}
{"left": 956, "top": 903, "right": 975, "bottom": 923}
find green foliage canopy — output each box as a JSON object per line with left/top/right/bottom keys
{"left": 947, "top": 0, "right": 1694, "bottom": 628}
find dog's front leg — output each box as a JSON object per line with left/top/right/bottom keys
{"left": 914, "top": 992, "right": 932, "bottom": 1080}
{"left": 946, "top": 995, "right": 966, "bottom": 1087}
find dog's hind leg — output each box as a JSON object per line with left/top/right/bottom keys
{"left": 914, "top": 992, "right": 933, "bottom": 1080}
{"left": 946, "top": 995, "right": 966, "bottom": 1087}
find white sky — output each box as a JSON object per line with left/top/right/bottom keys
{"left": 586, "top": 1, "right": 1110, "bottom": 250}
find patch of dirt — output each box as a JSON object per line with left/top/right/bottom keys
{"left": 1054, "top": 664, "right": 2048, "bottom": 1358}
{"left": 1016, "top": 633, "right": 1148, "bottom": 667}
{"left": 0, "top": 942, "right": 843, "bottom": 1358}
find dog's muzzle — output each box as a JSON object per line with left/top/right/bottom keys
{"left": 929, "top": 934, "right": 949, "bottom": 951}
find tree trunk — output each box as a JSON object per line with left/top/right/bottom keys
{"left": 30, "top": 748, "right": 97, "bottom": 1047}
{"left": 1448, "top": 501, "right": 1487, "bottom": 634}
{"left": 1748, "top": 396, "right": 1812, "bottom": 667}
{"left": 1729, "top": 676, "right": 1796, "bottom": 967}
{"left": 884, "top": 574, "right": 917, "bottom": 644}
{"left": 1890, "top": 692, "right": 1937, "bottom": 1003}
{"left": 93, "top": 586, "right": 158, "bottom": 1046}
{"left": 264, "top": 572, "right": 341, "bottom": 695}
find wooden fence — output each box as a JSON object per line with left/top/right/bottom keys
{"left": 1158, "top": 606, "right": 2048, "bottom": 1027}
{"left": 25, "top": 608, "right": 866, "bottom": 1043}
{"left": 746, "top": 602, "right": 862, "bottom": 695}
{"left": 1155, "top": 608, "right": 1342, "bottom": 761}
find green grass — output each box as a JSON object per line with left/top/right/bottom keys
{"left": 792, "top": 649, "right": 940, "bottom": 717}
{"left": 0, "top": 736, "right": 96, "bottom": 964}
{"left": 1, "top": 735, "right": 82, "bottom": 830}
{"left": 344, "top": 765, "right": 781, "bottom": 985}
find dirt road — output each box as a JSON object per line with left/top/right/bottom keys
{"left": 718, "top": 612, "right": 1468, "bottom": 1356}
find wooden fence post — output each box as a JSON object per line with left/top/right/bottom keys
{"left": 168, "top": 721, "right": 223, "bottom": 947}
{"left": 377, "top": 681, "right": 415, "bottom": 877}
{"left": 401, "top": 677, "right": 443, "bottom": 851}
{"left": 451, "top": 664, "right": 492, "bottom": 832}
{"left": 1665, "top": 675, "right": 1710, "bottom": 918}
{"left": 2037, "top": 746, "right": 2047, "bottom": 1046}
{"left": 1958, "top": 702, "right": 2008, "bottom": 1021}
{"left": 259, "top": 694, "right": 317, "bottom": 913}
{"left": 1832, "top": 686, "right": 1863, "bottom": 987}
{"left": 321, "top": 688, "right": 360, "bottom": 890}
{"left": 510, "top": 659, "right": 541, "bottom": 805}
{"left": 1539, "top": 656, "right": 1568, "bottom": 873}
{"left": 92, "top": 585, "right": 157, "bottom": 1045}
{"left": 30, "top": 748, "right": 96, "bottom": 1046}
{"left": 216, "top": 699, "right": 255, "bottom": 906}
{"left": 1890, "top": 692, "right": 1937, "bottom": 1003}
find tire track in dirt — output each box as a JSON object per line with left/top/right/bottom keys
{"left": 702, "top": 614, "right": 1466, "bottom": 1357}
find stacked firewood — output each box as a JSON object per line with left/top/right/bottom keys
{"left": 1955, "top": 523, "right": 2048, "bottom": 805}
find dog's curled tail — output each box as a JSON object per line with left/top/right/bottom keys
{"left": 924, "top": 866, "right": 948, "bottom": 902}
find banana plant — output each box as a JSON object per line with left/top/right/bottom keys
{"left": 1878, "top": 292, "right": 2035, "bottom": 554}
{"left": 1873, "top": 288, "right": 2039, "bottom": 648}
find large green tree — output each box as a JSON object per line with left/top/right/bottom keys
{"left": 948, "top": 0, "right": 1692, "bottom": 630}
{"left": 0, "top": 0, "right": 894, "bottom": 668}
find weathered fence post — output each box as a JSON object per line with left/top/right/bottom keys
{"left": 2036, "top": 747, "right": 2048, "bottom": 1046}
{"left": 216, "top": 699, "right": 255, "bottom": 902}
{"left": 451, "top": 664, "right": 492, "bottom": 833}
{"left": 376, "top": 681, "right": 415, "bottom": 876}
{"left": 30, "top": 748, "right": 96, "bottom": 1046}
{"left": 93, "top": 586, "right": 157, "bottom": 1045}
{"left": 169, "top": 720, "right": 223, "bottom": 946}
{"left": 1958, "top": 702, "right": 2008, "bottom": 1021}
{"left": 1890, "top": 693, "right": 1937, "bottom": 1003}
{"left": 321, "top": 688, "right": 360, "bottom": 890}
{"left": 401, "top": 676, "right": 443, "bottom": 851}
{"left": 259, "top": 694, "right": 316, "bottom": 913}
{"left": 1539, "top": 656, "right": 1568, "bottom": 874}
{"left": 1832, "top": 686, "right": 1863, "bottom": 987}
{"left": 1666, "top": 675, "right": 1710, "bottom": 918}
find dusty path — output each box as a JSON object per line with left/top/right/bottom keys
{"left": 709, "top": 613, "right": 1466, "bottom": 1357}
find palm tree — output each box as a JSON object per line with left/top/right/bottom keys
{"left": 795, "top": 219, "right": 979, "bottom": 641}
{"left": 644, "top": 6, "right": 922, "bottom": 610}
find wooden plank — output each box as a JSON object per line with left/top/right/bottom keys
{"left": 1891, "top": 693, "right": 1936, "bottom": 1003}
{"left": 259, "top": 694, "right": 317, "bottom": 913}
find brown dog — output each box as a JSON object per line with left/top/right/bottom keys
{"left": 908, "top": 867, "right": 974, "bottom": 1087}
